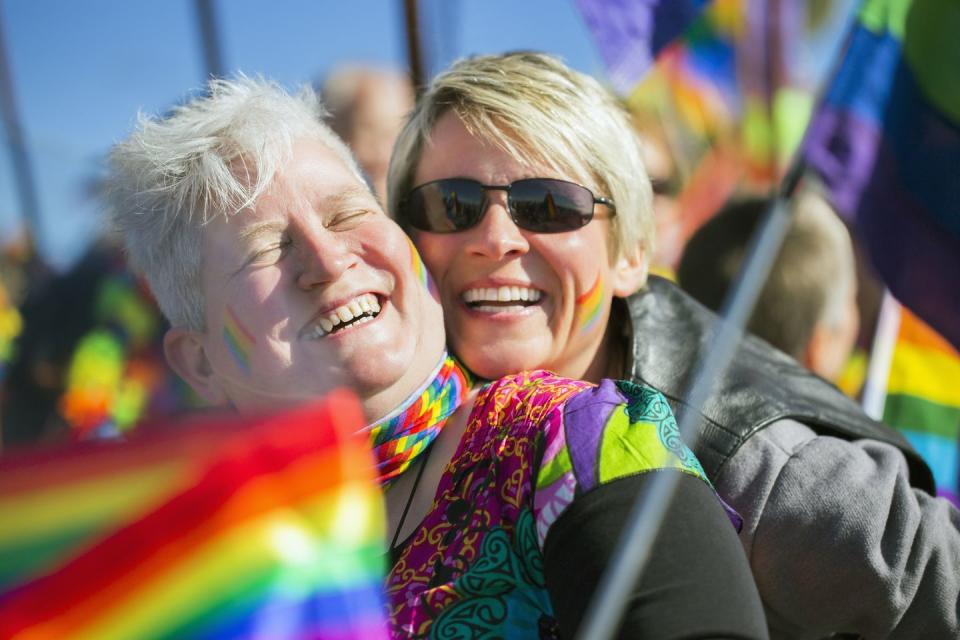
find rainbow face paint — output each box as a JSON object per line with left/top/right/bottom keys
{"left": 407, "top": 236, "right": 438, "bottom": 297}
{"left": 222, "top": 305, "right": 257, "bottom": 374}
{"left": 575, "top": 274, "right": 605, "bottom": 336}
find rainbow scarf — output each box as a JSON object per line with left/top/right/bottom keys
{"left": 364, "top": 352, "right": 472, "bottom": 486}
{"left": 0, "top": 389, "right": 389, "bottom": 639}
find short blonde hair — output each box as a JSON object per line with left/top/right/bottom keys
{"left": 106, "top": 75, "right": 364, "bottom": 330}
{"left": 387, "top": 51, "right": 653, "bottom": 264}
{"left": 677, "top": 192, "right": 857, "bottom": 359}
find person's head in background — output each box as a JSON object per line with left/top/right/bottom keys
{"left": 632, "top": 115, "right": 684, "bottom": 272}
{"left": 107, "top": 76, "right": 444, "bottom": 418}
{"left": 388, "top": 51, "right": 653, "bottom": 382}
{"left": 320, "top": 65, "right": 414, "bottom": 204}
{"left": 676, "top": 191, "right": 860, "bottom": 382}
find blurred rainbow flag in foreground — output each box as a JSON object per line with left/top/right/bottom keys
{"left": 867, "top": 298, "right": 960, "bottom": 507}
{"left": 0, "top": 389, "right": 388, "bottom": 639}
{"left": 803, "top": 0, "right": 960, "bottom": 351}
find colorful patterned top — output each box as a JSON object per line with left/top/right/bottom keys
{"left": 385, "top": 370, "right": 720, "bottom": 638}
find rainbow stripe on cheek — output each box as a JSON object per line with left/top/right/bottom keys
{"left": 575, "top": 274, "right": 605, "bottom": 336}
{"left": 407, "top": 236, "right": 438, "bottom": 297}
{"left": 222, "top": 306, "right": 257, "bottom": 374}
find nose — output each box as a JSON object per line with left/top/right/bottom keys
{"left": 464, "top": 191, "right": 529, "bottom": 260}
{"left": 295, "top": 228, "right": 357, "bottom": 290}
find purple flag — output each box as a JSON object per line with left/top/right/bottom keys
{"left": 575, "top": 0, "right": 711, "bottom": 93}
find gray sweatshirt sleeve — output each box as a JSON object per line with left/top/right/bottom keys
{"left": 713, "top": 418, "right": 960, "bottom": 639}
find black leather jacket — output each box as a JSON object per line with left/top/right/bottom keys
{"left": 622, "top": 276, "right": 935, "bottom": 493}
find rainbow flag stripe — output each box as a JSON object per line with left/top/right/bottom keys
{"left": 575, "top": 275, "right": 605, "bottom": 336}
{"left": 406, "top": 236, "right": 437, "bottom": 297}
{"left": 0, "top": 389, "right": 389, "bottom": 639}
{"left": 0, "top": 416, "right": 242, "bottom": 590}
{"left": 222, "top": 306, "right": 256, "bottom": 373}
{"left": 883, "top": 306, "right": 960, "bottom": 506}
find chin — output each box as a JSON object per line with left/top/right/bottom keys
{"left": 462, "top": 350, "right": 540, "bottom": 381}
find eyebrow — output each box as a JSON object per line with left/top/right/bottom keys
{"left": 237, "top": 221, "right": 286, "bottom": 245}
{"left": 320, "top": 185, "right": 379, "bottom": 211}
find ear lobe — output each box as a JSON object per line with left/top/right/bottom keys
{"left": 802, "top": 328, "right": 822, "bottom": 373}
{"left": 611, "top": 248, "right": 649, "bottom": 298}
{"left": 163, "top": 328, "right": 229, "bottom": 406}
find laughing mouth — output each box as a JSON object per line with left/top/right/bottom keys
{"left": 462, "top": 286, "right": 543, "bottom": 312}
{"left": 304, "top": 293, "right": 381, "bottom": 339}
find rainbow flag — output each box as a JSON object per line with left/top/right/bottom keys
{"left": 881, "top": 303, "right": 960, "bottom": 506}
{"left": 656, "top": 0, "right": 740, "bottom": 138}
{"left": 575, "top": 0, "right": 711, "bottom": 93}
{"left": 0, "top": 389, "right": 389, "bottom": 639}
{"left": 803, "top": 0, "right": 960, "bottom": 350}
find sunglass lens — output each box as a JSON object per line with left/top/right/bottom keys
{"left": 408, "top": 179, "right": 484, "bottom": 232}
{"left": 510, "top": 179, "right": 593, "bottom": 232}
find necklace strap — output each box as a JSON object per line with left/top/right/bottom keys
{"left": 364, "top": 351, "right": 471, "bottom": 486}
{"left": 389, "top": 439, "right": 436, "bottom": 551}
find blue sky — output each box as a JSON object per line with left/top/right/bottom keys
{"left": 0, "top": 0, "right": 605, "bottom": 270}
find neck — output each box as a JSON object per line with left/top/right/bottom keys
{"left": 577, "top": 297, "right": 631, "bottom": 383}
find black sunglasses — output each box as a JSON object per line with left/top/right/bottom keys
{"left": 401, "top": 177, "right": 616, "bottom": 234}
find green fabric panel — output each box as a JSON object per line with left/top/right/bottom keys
{"left": 884, "top": 392, "right": 960, "bottom": 439}
{"left": 597, "top": 405, "right": 675, "bottom": 485}
{"left": 536, "top": 445, "right": 573, "bottom": 491}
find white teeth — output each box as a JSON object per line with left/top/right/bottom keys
{"left": 307, "top": 294, "right": 381, "bottom": 338}
{"left": 462, "top": 286, "right": 543, "bottom": 304}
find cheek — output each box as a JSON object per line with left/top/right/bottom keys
{"left": 220, "top": 304, "right": 259, "bottom": 374}
{"left": 573, "top": 273, "right": 606, "bottom": 336}
{"left": 405, "top": 235, "right": 438, "bottom": 298}
{"left": 411, "top": 232, "right": 458, "bottom": 282}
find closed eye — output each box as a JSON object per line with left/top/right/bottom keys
{"left": 327, "top": 209, "right": 374, "bottom": 230}
{"left": 244, "top": 237, "right": 292, "bottom": 268}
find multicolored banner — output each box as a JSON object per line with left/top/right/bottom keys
{"left": 803, "top": 0, "right": 960, "bottom": 350}
{"left": 880, "top": 302, "right": 960, "bottom": 506}
{"left": 0, "top": 389, "right": 389, "bottom": 639}
{"left": 575, "top": 0, "right": 711, "bottom": 93}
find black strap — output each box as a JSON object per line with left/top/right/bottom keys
{"left": 389, "top": 441, "right": 436, "bottom": 551}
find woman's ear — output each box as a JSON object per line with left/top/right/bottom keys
{"left": 163, "top": 327, "right": 229, "bottom": 406}
{"left": 611, "top": 247, "right": 649, "bottom": 298}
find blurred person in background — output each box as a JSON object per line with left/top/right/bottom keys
{"left": 677, "top": 191, "right": 860, "bottom": 383}
{"left": 633, "top": 118, "right": 685, "bottom": 274}
{"left": 388, "top": 50, "right": 960, "bottom": 638}
{"left": 319, "top": 65, "right": 414, "bottom": 204}
{"left": 0, "top": 239, "right": 198, "bottom": 448}
{"left": 106, "top": 75, "right": 766, "bottom": 638}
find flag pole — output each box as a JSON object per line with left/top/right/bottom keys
{"left": 194, "top": 0, "right": 225, "bottom": 79}
{"left": 0, "top": 12, "right": 43, "bottom": 248}
{"left": 575, "top": 157, "right": 806, "bottom": 640}
{"left": 402, "top": 0, "right": 426, "bottom": 96}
